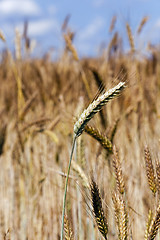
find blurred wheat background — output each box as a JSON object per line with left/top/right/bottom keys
{"left": 0, "top": 13, "right": 160, "bottom": 240}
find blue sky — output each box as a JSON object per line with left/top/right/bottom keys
{"left": 0, "top": 0, "right": 160, "bottom": 57}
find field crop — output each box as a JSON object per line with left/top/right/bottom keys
{"left": 0, "top": 19, "right": 160, "bottom": 240}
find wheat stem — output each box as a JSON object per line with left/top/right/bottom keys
{"left": 61, "top": 136, "right": 77, "bottom": 240}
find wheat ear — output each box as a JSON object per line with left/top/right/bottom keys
{"left": 112, "top": 192, "right": 128, "bottom": 240}
{"left": 64, "top": 33, "right": 79, "bottom": 61}
{"left": 74, "top": 81, "right": 126, "bottom": 137}
{"left": 137, "top": 16, "right": 149, "bottom": 34}
{"left": 144, "top": 146, "right": 157, "bottom": 195}
{"left": 84, "top": 125, "right": 112, "bottom": 153}
{"left": 126, "top": 23, "right": 135, "bottom": 53}
{"left": 64, "top": 215, "right": 74, "bottom": 240}
{"left": 0, "top": 30, "right": 6, "bottom": 42}
{"left": 147, "top": 205, "right": 160, "bottom": 240}
{"left": 156, "top": 160, "right": 160, "bottom": 196}
{"left": 145, "top": 210, "right": 153, "bottom": 240}
{"left": 113, "top": 146, "right": 125, "bottom": 194}
{"left": 90, "top": 179, "right": 108, "bottom": 239}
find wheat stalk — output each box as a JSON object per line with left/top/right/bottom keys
{"left": 108, "top": 32, "right": 118, "bottom": 55}
{"left": 61, "top": 136, "right": 77, "bottom": 240}
{"left": 15, "top": 28, "right": 22, "bottom": 60}
{"left": 72, "top": 161, "right": 89, "bottom": 189}
{"left": 107, "top": 117, "right": 120, "bottom": 143}
{"left": 74, "top": 81, "right": 126, "bottom": 137}
{"left": 19, "top": 91, "right": 38, "bottom": 121}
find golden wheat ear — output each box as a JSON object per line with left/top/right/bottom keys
{"left": 64, "top": 215, "right": 74, "bottom": 240}
{"left": 137, "top": 16, "right": 149, "bottom": 34}
{"left": 156, "top": 160, "right": 160, "bottom": 197}
{"left": 112, "top": 145, "right": 125, "bottom": 194}
{"left": 126, "top": 23, "right": 135, "bottom": 53}
{"left": 64, "top": 33, "right": 79, "bottom": 61}
{"left": 144, "top": 146, "right": 157, "bottom": 195}
{"left": 145, "top": 210, "right": 153, "bottom": 240}
{"left": 84, "top": 125, "right": 113, "bottom": 153}
{"left": 90, "top": 178, "right": 108, "bottom": 240}
{"left": 112, "top": 192, "right": 128, "bottom": 240}
{"left": 146, "top": 205, "right": 160, "bottom": 240}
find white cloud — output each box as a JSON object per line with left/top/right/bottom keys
{"left": 155, "top": 18, "right": 160, "bottom": 28}
{"left": 0, "top": 0, "right": 40, "bottom": 16}
{"left": 93, "top": 0, "right": 105, "bottom": 7}
{"left": 29, "top": 19, "right": 59, "bottom": 36}
{"left": 78, "top": 17, "right": 105, "bottom": 41}
{"left": 17, "top": 19, "right": 59, "bottom": 36}
{"left": 47, "top": 4, "right": 57, "bottom": 15}
{"left": 75, "top": 17, "right": 106, "bottom": 56}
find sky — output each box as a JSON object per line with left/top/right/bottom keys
{"left": 0, "top": 0, "right": 160, "bottom": 58}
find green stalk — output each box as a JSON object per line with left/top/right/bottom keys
{"left": 61, "top": 135, "right": 77, "bottom": 240}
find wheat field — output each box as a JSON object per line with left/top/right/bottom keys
{"left": 0, "top": 19, "right": 160, "bottom": 240}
